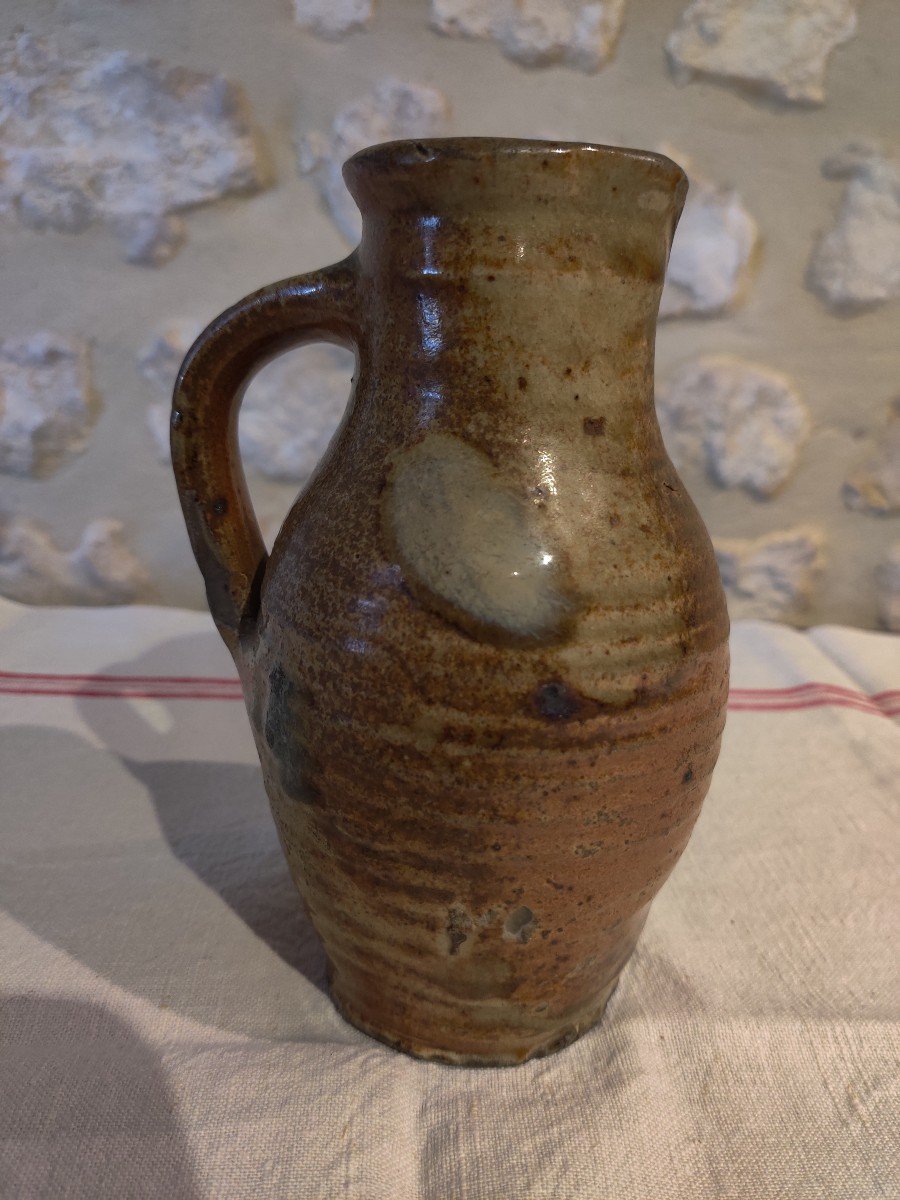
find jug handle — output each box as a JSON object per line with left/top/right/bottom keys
{"left": 171, "top": 257, "right": 360, "bottom": 655}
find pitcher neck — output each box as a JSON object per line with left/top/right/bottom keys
{"left": 344, "top": 140, "right": 684, "bottom": 436}
{"left": 355, "top": 222, "right": 666, "bottom": 433}
{"left": 347, "top": 137, "right": 686, "bottom": 284}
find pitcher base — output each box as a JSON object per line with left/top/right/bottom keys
{"left": 330, "top": 975, "right": 621, "bottom": 1068}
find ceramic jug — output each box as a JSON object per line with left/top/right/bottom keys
{"left": 172, "top": 138, "right": 730, "bottom": 1065}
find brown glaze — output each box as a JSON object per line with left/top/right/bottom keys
{"left": 172, "top": 138, "right": 730, "bottom": 1066}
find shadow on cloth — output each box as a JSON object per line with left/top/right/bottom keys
{"left": 0, "top": 995, "right": 200, "bottom": 1198}
{"left": 0, "top": 722, "right": 335, "bottom": 1040}
{"left": 80, "top": 631, "right": 331, "bottom": 994}
{"left": 0, "top": 630, "right": 349, "bottom": 1039}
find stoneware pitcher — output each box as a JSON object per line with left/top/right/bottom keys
{"left": 171, "top": 138, "right": 730, "bottom": 1066}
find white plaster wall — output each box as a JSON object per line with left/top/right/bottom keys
{"left": 0, "top": 0, "right": 897, "bottom": 628}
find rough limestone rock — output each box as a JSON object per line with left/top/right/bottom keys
{"left": 0, "top": 32, "right": 265, "bottom": 264}
{"left": 875, "top": 543, "right": 900, "bottom": 632}
{"left": 659, "top": 147, "right": 759, "bottom": 318}
{"left": 714, "top": 526, "right": 826, "bottom": 621}
{"left": 139, "top": 321, "right": 202, "bottom": 398}
{"left": 430, "top": 0, "right": 627, "bottom": 72}
{"left": 293, "top": 0, "right": 374, "bottom": 38}
{"left": 117, "top": 212, "right": 187, "bottom": 267}
{"left": 140, "top": 321, "right": 201, "bottom": 459}
{"left": 657, "top": 355, "right": 810, "bottom": 498}
{"left": 807, "top": 144, "right": 900, "bottom": 311}
{"left": 141, "top": 324, "right": 353, "bottom": 483}
{"left": 843, "top": 400, "right": 900, "bottom": 515}
{"left": 666, "top": 0, "right": 857, "bottom": 105}
{"left": 0, "top": 516, "right": 149, "bottom": 605}
{"left": 0, "top": 333, "right": 97, "bottom": 478}
{"left": 298, "top": 78, "right": 450, "bottom": 242}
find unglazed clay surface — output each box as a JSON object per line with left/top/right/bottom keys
{"left": 172, "top": 140, "right": 730, "bottom": 1064}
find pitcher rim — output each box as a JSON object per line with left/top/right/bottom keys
{"left": 344, "top": 136, "right": 687, "bottom": 188}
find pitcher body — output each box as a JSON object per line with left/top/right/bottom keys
{"left": 173, "top": 139, "right": 729, "bottom": 1065}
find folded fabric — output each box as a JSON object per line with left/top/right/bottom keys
{"left": 1, "top": 598, "right": 897, "bottom": 1199}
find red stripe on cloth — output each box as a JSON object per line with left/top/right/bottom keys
{"left": 730, "top": 681, "right": 893, "bottom": 700}
{"left": 729, "top": 697, "right": 890, "bottom": 716}
{"left": 729, "top": 681, "right": 900, "bottom": 717}
{"left": 0, "top": 691, "right": 243, "bottom": 700}
{"left": 0, "top": 669, "right": 242, "bottom": 700}
{"left": 0, "top": 671, "right": 897, "bottom": 715}
{"left": 0, "top": 669, "right": 239, "bottom": 684}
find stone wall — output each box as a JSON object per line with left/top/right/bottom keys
{"left": 1, "top": 0, "right": 897, "bottom": 629}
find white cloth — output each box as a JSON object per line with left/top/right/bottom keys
{"left": 0, "top": 597, "right": 898, "bottom": 1199}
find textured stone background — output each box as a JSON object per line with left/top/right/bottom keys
{"left": 0, "top": 0, "right": 897, "bottom": 628}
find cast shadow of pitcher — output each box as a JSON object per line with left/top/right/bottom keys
{"left": 82, "top": 631, "right": 334, "bottom": 1028}
{"left": 0, "top": 630, "right": 351, "bottom": 1042}
{"left": 0, "top": 995, "right": 200, "bottom": 1198}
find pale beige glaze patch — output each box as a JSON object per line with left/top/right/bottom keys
{"left": 384, "top": 432, "right": 572, "bottom": 639}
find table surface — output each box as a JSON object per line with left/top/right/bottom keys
{"left": 1, "top": 598, "right": 898, "bottom": 1200}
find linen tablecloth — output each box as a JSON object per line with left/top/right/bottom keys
{"left": 1, "top": 597, "right": 898, "bottom": 1199}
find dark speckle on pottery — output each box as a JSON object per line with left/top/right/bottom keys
{"left": 534, "top": 680, "right": 581, "bottom": 720}
{"left": 504, "top": 906, "right": 537, "bottom": 943}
